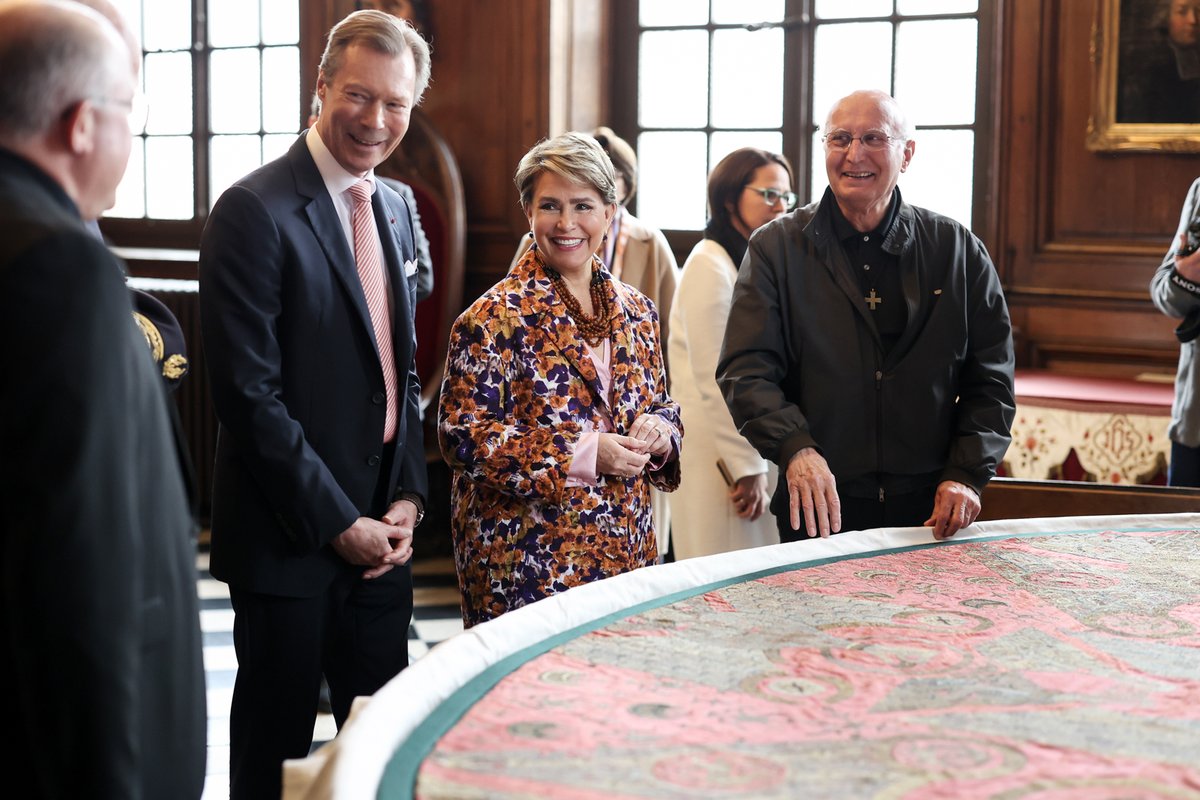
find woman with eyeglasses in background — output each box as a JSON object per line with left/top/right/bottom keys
{"left": 667, "top": 148, "right": 795, "bottom": 559}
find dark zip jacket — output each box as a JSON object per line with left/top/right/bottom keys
{"left": 717, "top": 187, "right": 1015, "bottom": 500}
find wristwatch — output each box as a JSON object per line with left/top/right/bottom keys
{"left": 398, "top": 491, "right": 425, "bottom": 526}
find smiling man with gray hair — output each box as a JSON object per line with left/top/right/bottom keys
{"left": 200, "top": 9, "right": 432, "bottom": 798}
{"left": 718, "top": 89, "right": 1015, "bottom": 544}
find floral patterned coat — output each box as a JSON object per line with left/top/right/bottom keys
{"left": 439, "top": 248, "right": 682, "bottom": 627}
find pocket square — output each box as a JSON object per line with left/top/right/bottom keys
{"left": 404, "top": 259, "right": 419, "bottom": 277}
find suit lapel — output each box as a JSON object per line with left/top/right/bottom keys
{"left": 374, "top": 185, "right": 416, "bottom": 491}
{"left": 291, "top": 141, "right": 378, "bottom": 350}
{"left": 293, "top": 140, "right": 419, "bottom": 381}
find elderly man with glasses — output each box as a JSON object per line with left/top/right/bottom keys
{"left": 0, "top": 1, "right": 206, "bottom": 797}
{"left": 718, "top": 89, "right": 1015, "bottom": 543}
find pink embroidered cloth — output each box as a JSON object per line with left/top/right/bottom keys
{"left": 409, "top": 527, "right": 1200, "bottom": 798}
{"left": 279, "top": 516, "right": 1200, "bottom": 799}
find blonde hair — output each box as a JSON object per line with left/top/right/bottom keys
{"left": 515, "top": 132, "right": 618, "bottom": 209}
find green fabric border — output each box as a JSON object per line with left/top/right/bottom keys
{"left": 377, "top": 522, "right": 1190, "bottom": 799}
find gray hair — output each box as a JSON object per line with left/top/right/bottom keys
{"left": 0, "top": 0, "right": 125, "bottom": 140}
{"left": 319, "top": 9, "right": 432, "bottom": 105}
{"left": 515, "top": 132, "right": 618, "bottom": 209}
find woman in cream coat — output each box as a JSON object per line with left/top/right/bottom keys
{"left": 668, "top": 148, "right": 795, "bottom": 559}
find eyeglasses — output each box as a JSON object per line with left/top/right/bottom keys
{"left": 91, "top": 93, "right": 149, "bottom": 134}
{"left": 822, "top": 130, "right": 901, "bottom": 151}
{"left": 745, "top": 186, "right": 798, "bottom": 210}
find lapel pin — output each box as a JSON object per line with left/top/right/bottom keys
{"left": 933, "top": 289, "right": 943, "bottom": 295}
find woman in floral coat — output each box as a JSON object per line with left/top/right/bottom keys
{"left": 439, "top": 133, "right": 682, "bottom": 627}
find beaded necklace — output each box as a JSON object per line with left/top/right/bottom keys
{"left": 545, "top": 264, "right": 611, "bottom": 346}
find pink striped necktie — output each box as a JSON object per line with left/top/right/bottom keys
{"left": 348, "top": 178, "right": 398, "bottom": 443}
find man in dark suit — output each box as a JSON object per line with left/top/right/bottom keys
{"left": 0, "top": 2, "right": 206, "bottom": 798}
{"left": 199, "top": 10, "right": 431, "bottom": 798}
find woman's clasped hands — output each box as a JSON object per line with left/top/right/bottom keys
{"left": 597, "top": 414, "right": 674, "bottom": 478}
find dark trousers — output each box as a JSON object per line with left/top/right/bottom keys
{"left": 1169, "top": 440, "right": 1200, "bottom": 487}
{"left": 227, "top": 564, "right": 412, "bottom": 799}
{"left": 774, "top": 483, "right": 938, "bottom": 543}
{"left": 228, "top": 444, "right": 412, "bottom": 800}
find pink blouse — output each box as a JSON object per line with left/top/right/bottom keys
{"left": 567, "top": 338, "right": 670, "bottom": 485}
{"left": 566, "top": 339, "right": 612, "bottom": 486}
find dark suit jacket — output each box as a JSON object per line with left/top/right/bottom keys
{"left": 0, "top": 148, "right": 206, "bottom": 798}
{"left": 199, "top": 134, "right": 428, "bottom": 597}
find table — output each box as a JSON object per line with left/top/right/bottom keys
{"left": 282, "top": 512, "right": 1200, "bottom": 799}
{"left": 1002, "top": 370, "right": 1175, "bottom": 484}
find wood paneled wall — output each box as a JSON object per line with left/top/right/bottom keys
{"left": 413, "top": 0, "right": 552, "bottom": 302}
{"left": 1000, "top": 0, "right": 1199, "bottom": 378}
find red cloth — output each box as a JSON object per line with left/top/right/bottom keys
{"left": 1015, "top": 369, "right": 1174, "bottom": 411}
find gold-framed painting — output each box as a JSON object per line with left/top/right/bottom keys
{"left": 1087, "top": 0, "right": 1200, "bottom": 152}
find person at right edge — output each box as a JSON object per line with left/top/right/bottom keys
{"left": 1150, "top": 177, "right": 1200, "bottom": 486}
{"left": 717, "top": 89, "right": 1015, "bottom": 543}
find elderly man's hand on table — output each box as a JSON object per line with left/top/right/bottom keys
{"left": 923, "top": 480, "right": 980, "bottom": 540}
{"left": 787, "top": 447, "right": 841, "bottom": 538}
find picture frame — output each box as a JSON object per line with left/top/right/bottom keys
{"left": 1087, "top": 0, "right": 1200, "bottom": 152}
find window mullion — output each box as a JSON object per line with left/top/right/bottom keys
{"left": 193, "top": 0, "right": 210, "bottom": 220}
{"left": 706, "top": 16, "right": 715, "bottom": 176}
{"left": 784, "top": 0, "right": 814, "bottom": 202}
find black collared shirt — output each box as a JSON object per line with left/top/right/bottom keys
{"left": 830, "top": 190, "right": 905, "bottom": 354}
